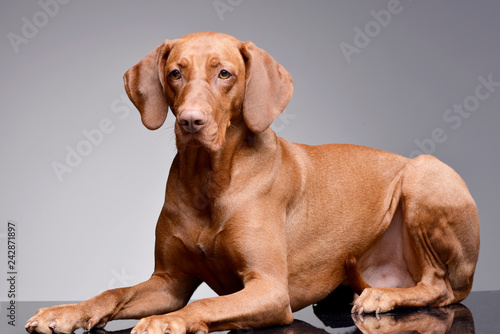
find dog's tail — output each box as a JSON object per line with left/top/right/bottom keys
{"left": 345, "top": 254, "right": 371, "bottom": 295}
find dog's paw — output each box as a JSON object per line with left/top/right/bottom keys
{"left": 25, "top": 303, "right": 96, "bottom": 334}
{"left": 132, "top": 314, "right": 208, "bottom": 334}
{"left": 351, "top": 287, "right": 397, "bottom": 315}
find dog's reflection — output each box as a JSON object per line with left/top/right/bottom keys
{"left": 87, "top": 320, "right": 329, "bottom": 334}
{"left": 86, "top": 304, "right": 474, "bottom": 334}
{"left": 86, "top": 320, "right": 328, "bottom": 334}
{"left": 314, "top": 303, "right": 474, "bottom": 334}
{"left": 350, "top": 304, "right": 474, "bottom": 334}
{"left": 235, "top": 303, "right": 475, "bottom": 334}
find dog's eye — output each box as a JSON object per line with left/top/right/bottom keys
{"left": 169, "top": 70, "right": 182, "bottom": 80}
{"left": 218, "top": 70, "right": 231, "bottom": 80}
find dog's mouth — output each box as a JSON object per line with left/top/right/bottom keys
{"left": 180, "top": 133, "right": 205, "bottom": 148}
{"left": 176, "top": 124, "right": 224, "bottom": 152}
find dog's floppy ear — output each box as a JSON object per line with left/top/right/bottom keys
{"left": 123, "top": 40, "right": 171, "bottom": 130}
{"left": 240, "top": 41, "right": 293, "bottom": 133}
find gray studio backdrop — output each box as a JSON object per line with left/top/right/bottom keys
{"left": 1, "top": 0, "right": 499, "bottom": 303}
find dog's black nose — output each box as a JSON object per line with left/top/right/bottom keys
{"left": 178, "top": 110, "right": 207, "bottom": 133}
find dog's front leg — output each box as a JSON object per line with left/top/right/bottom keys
{"left": 132, "top": 277, "right": 293, "bottom": 334}
{"left": 26, "top": 273, "right": 197, "bottom": 334}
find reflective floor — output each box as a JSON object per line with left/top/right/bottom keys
{"left": 4, "top": 291, "right": 499, "bottom": 333}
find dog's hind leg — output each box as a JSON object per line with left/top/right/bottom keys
{"left": 351, "top": 155, "right": 479, "bottom": 314}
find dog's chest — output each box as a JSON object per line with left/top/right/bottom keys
{"left": 178, "top": 224, "right": 245, "bottom": 295}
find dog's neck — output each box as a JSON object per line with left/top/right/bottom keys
{"left": 176, "top": 120, "right": 252, "bottom": 201}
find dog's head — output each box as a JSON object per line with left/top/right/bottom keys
{"left": 123, "top": 32, "right": 293, "bottom": 151}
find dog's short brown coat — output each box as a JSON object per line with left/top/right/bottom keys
{"left": 27, "top": 32, "right": 479, "bottom": 334}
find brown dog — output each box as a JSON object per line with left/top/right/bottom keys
{"left": 26, "top": 32, "right": 480, "bottom": 334}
